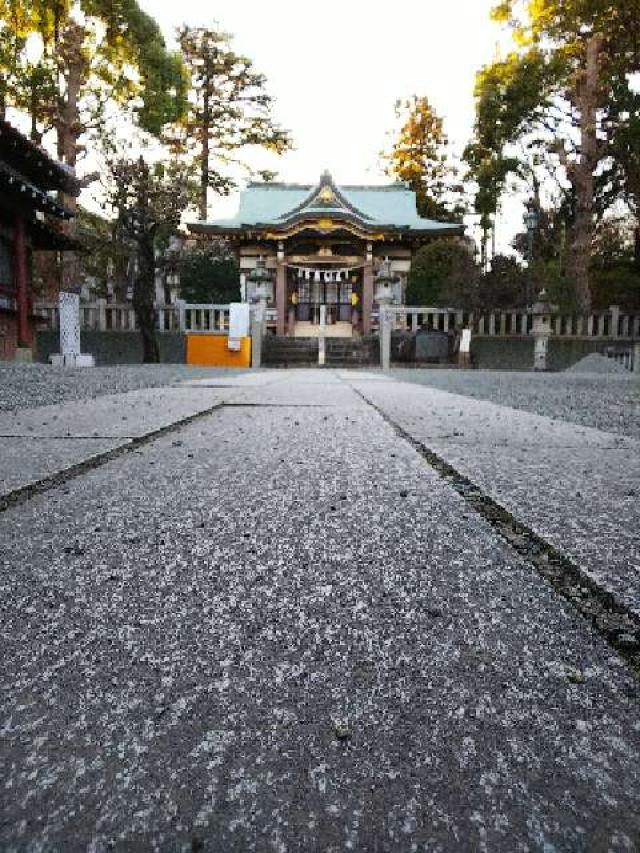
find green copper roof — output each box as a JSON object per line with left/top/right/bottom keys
{"left": 193, "top": 170, "right": 461, "bottom": 235}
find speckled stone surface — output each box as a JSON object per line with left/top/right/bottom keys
{"left": 0, "top": 386, "right": 238, "bottom": 500}
{"left": 385, "top": 368, "right": 640, "bottom": 441}
{"left": 0, "top": 387, "right": 229, "bottom": 440}
{"left": 348, "top": 374, "right": 640, "bottom": 618}
{"left": 0, "top": 436, "right": 125, "bottom": 494}
{"left": 1, "top": 372, "right": 640, "bottom": 851}
{"left": 0, "top": 365, "right": 244, "bottom": 414}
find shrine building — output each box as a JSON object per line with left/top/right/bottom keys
{"left": 0, "top": 119, "right": 79, "bottom": 360}
{"left": 189, "top": 170, "right": 463, "bottom": 338}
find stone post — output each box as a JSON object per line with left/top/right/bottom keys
{"left": 634, "top": 341, "right": 640, "bottom": 375}
{"left": 375, "top": 275, "right": 395, "bottom": 372}
{"left": 318, "top": 304, "right": 326, "bottom": 366}
{"left": 379, "top": 305, "right": 392, "bottom": 370}
{"left": 609, "top": 304, "right": 620, "bottom": 339}
{"left": 175, "top": 298, "right": 186, "bottom": 332}
{"left": 276, "top": 241, "right": 286, "bottom": 336}
{"left": 251, "top": 300, "right": 264, "bottom": 368}
{"left": 362, "top": 242, "right": 374, "bottom": 335}
{"left": 97, "top": 298, "right": 107, "bottom": 331}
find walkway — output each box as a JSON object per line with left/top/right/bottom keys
{"left": 1, "top": 370, "right": 639, "bottom": 851}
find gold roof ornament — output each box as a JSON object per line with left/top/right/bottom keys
{"left": 319, "top": 186, "right": 335, "bottom": 204}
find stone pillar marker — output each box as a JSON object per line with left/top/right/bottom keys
{"left": 49, "top": 292, "right": 95, "bottom": 367}
{"left": 529, "top": 291, "right": 558, "bottom": 372}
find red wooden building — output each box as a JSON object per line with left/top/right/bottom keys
{"left": 0, "top": 119, "right": 79, "bottom": 360}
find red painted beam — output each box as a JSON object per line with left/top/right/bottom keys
{"left": 15, "top": 216, "right": 30, "bottom": 348}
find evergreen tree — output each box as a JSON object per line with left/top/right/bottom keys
{"left": 170, "top": 26, "right": 292, "bottom": 220}
{"left": 0, "top": 0, "right": 187, "bottom": 287}
{"left": 108, "top": 157, "right": 194, "bottom": 362}
{"left": 468, "top": 0, "right": 640, "bottom": 311}
{"left": 382, "top": 96, "right": 466, "bottom": 223}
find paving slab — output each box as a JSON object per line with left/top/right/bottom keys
{"left": 0, "top": 436, "right": 126, "bottom": 495}
{"left": 0, "top": 386, "right": 236, "bottom": 503}
{"left": 0, "top": 386, "right": 229, "bottom": 439}
{"left": 228, "top": 370, "right": 368, "bottom": 407}
{"left": 0, "top": 364, "right": 231, "bottom": 414}
{"left": 1, "top": 372, "right": 639, "bottom": 851}
{"left": 387, "top": 368, "right": 640, "bottom": 441}
{"left": 347, "top": 374, "right": 640, "bottom": 617}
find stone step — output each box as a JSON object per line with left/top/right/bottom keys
{"left": 263, "top": 336, "right": 379, "bottom": 368}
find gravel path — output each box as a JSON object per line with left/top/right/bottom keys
{"left": 390, "top": 368, "right": 640, "bottom": 440}
{"left": 0, "top": 364, "right": 239, "bottom": 413}
{"left": 1, "top": 372, "right": 639, "bottom": 851}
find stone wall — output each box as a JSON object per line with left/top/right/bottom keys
{"left": 36, "top": 331, "right": 185, "bottom": 365}
{"left": 472, "top": 337, "right": 630, "bottom": 371}
{"left": 390, "top": 334, "right": 628, "bottom": 371}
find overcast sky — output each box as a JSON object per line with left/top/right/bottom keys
{"left": 142, "top": 0, "right": 515, "bottom": 240}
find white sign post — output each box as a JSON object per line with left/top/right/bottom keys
{"left": 458, "top": 327, "right": 471, "bottom": 368}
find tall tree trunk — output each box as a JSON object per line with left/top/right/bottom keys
{"left": 568, "top": 33, "right": 602, "bottom": 313}
{"left": 57, "top": 22, "right": 86, "bottom": 293}
{"left": 133, "top": 162, "right": 160, "bottom": 363}
{"left": 199, "top": 53, "right": 211, "bottom": 221}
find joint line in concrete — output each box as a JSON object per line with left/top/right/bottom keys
{"left": 0, "top": 402, "right": 225, "bottom": 515}
{"left": 353, "top": 388, "right": 640, "bottom": 677}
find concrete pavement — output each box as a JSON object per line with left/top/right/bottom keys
{"left": 1, "top": 369, "right": 639, "bottom": 851}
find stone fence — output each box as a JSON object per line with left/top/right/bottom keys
{"left": 35, "top": 300, "right": 640, "bottom": 342}
{"left": 34, "top": 299, "right": 640, "bottom": 371}
{"left": 389, "top": 305, "right": 640, "bottom": 340}
{"left": 34, "top": 301, "right": 279, "bottom": 334}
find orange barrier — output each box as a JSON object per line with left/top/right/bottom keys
{"left": 186, "top": 335, "right": 251, "bottom": 367}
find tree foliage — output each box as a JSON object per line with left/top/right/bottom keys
{"left": 178, "top": 245, "right": 240, "bottom": 304}
{"left": 406, "top": 239, "right": 479, "bottom": 307}
{"left": 477, "top": 254, "right": 527, "bottom": 308}
{"left": 382, "top": 96, "right": 465, "bottom": 223}
{"left": 467, "top": 0, "right": 640, "bottom": 310}
{"left": 107, "top": 157, "right": 194, "bottom": 362}
{"left": 168, "top": 26, "right": 292, "bottom": 220}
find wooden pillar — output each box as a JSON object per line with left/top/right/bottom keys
{"left": 362, "top": 241, "right": 374, "bottom": 335}
{"left": 15, "top": 215, "right": 30, "bottom": 348}
{"left": 276, "top": 241, "right": 286, "bottom": 336}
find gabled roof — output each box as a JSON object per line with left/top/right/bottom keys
{"left": 189, "top": 170, "right": 463, "bottom": 238}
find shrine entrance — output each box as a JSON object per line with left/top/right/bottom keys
{"left": 295, "top": 275, "right": 355, "bottom": 324}
{"left": 287, "top": 252, "right": 363, "bottom": 338}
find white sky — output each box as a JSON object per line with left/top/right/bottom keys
{"left": 142, "top": 0, "right": 517, "bottom": 243}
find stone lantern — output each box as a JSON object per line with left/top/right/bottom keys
{"left": 247, "top": 256, "right": 274, "bottom": 312}
{"left": 529, "top": 289, "right": 558, "bottom": 371}
{"left": 374, "top": 257, "right": 399, "bottom": 306}
{"left": 246, "top": 256, "right": 274, "bottom": 368}
{"left": 375, "top": 258, "right": 399, "bottom": 370}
